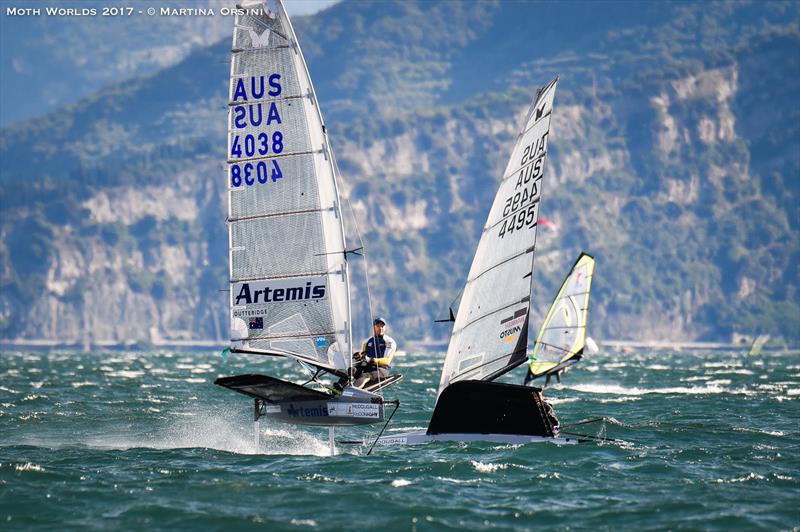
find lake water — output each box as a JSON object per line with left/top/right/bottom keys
{"left": 1, "top": 348, "right": 798, "bottom": 529}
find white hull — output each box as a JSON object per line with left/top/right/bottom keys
{"left": 369, "top": 432, "right": 582, "bottom": 447}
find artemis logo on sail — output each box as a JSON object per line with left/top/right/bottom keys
{"left": 234, "top": 277, "right": 327, "bottom": 305}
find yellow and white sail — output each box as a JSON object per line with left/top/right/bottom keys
{"left": 528, "top": 252, "right": 595, "bottom": 378}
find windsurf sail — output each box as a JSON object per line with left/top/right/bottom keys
{"left": 227, "top": 0, "right": 352, "bottom": 374}
{"left": 747, "top": 334, "right": 770, "bottom": 356}
{"left": 437, "top": 77, "right": 559, "bottom": 397}
{"left": 527, "top": 252, "right": 596, "bottom": 380}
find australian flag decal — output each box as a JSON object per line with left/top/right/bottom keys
{"left": 249, "top": 317, "right": 264, "bottom": 330}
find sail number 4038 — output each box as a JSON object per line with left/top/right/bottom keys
{"left": 231, "top": 132, "right": 283, "bottom": 158}
{"left": 498, "top": 205, "right": 536, "bottom": 238}
{"left": 231, "top": 160, "right": 283, "bottom": 187}
{"left": 229, "top": 131, "right": 284, "bottom": 187}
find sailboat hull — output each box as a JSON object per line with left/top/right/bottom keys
{"left": 428, "top": 380, "right": 559, "bottom": 437}
{"left": 369, "top": 432, "right": 580, "bottom": 447}
{"left": 216, "top": 374, "right": 386, "bottom": 426}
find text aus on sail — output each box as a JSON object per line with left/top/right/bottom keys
{"left": 229, "top": 74, "right": 286, "bottom": 188}
{"left": 497, "top": 129, "right": 548, "bottom": 239}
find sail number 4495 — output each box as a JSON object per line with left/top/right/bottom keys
{"left": 498, "top": 204, "right": 537, "bottom": 238}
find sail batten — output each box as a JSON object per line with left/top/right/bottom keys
{"left": 438, "top": 78, "right": 559, "bottom": 397}
{"left": 227, "top": 0, "right": 352, "bottom": 372}
{"left": 228, "top": 206, "right": 331, "bottom": 222}
{"left": 499, "top": 152, "right": 548, "bottom": 182}
{"left": 230, "top": 269, "right": 339, "bottom": 283}
{"left": 483, "top": 197, "right": 543, "bottom": 233}
{"left": 450, "top": 296, "right": 532, "bottom": 336}
{"left": 225, "top": 149, "right": 320, "bottom": 163}
{"left": 227, "top": 93, "right": 307, "bottom": 107}
{"left": 466, "top": 248, "right": 535, "bottom": 283}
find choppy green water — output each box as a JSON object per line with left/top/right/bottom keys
{"left": 1, "top": 348, "right": 798, "bottom": 530}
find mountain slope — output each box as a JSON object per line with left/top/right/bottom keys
{"left": 1, "top": 0, "right": 798, "bottom": 345}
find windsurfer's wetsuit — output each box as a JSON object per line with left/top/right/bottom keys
{"left": 334, "top": 334, "right": 397, "bottom": 391}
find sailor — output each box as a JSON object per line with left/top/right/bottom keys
{"left": 334, "top": 317, "right": 397, "bottom": 392}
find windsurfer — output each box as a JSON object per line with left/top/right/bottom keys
{"left": 544, "top": 370, "right": 562, "bottom": 387}
{"left": 334, "top": 317, "right": 397, "bottom": 392}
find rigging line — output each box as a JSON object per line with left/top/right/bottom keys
{"left": 560, "top": 417, "right": 609, "bottom": 429}
{"left": 296, "top": 361, "right": 323, "bottom": 387}
{"left": 342, "top": 189, "right": 383, "bottom": 393}
{"left": 366, "top": 400, "right": 401, "bottom": 456}
{"left": 560, "top": 431, "right": 617, "bottom": 443}
{"left": 339, "top": 171, "right": 371, "bottom": 385}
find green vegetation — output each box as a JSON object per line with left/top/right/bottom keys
{"left": 1, "top": 0, "right": 797, "bottom": 342}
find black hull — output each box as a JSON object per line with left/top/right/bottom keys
{"left": 427, "top": 380, "right": 559, "bottom": 437}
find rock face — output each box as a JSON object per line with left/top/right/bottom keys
{"left": 1, "top": 1, "right": 798, "bottom": 345}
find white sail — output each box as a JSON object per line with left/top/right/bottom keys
{"left": 438, "top": 78, "right": 559, "bottom": 396}
{"left": 227, "top": 0, "right": 351, "bottom": 371}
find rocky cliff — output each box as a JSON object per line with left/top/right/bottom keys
{"left": 1, "top": 0, "right": 797, "bottom": 345}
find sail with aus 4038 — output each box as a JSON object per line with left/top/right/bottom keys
{"left": 227, "top": 0, "right": 352, "bottom": 372}
{"left": 438, "top": 78, "right": 559, "bottom": 396}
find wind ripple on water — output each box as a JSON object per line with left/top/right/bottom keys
{"left": 0, "top": 347, "right": 797, "bottom": 529}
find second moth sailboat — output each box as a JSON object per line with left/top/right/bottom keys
{"left": 372, "top": 77, "right": 585, "bottom": 446}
